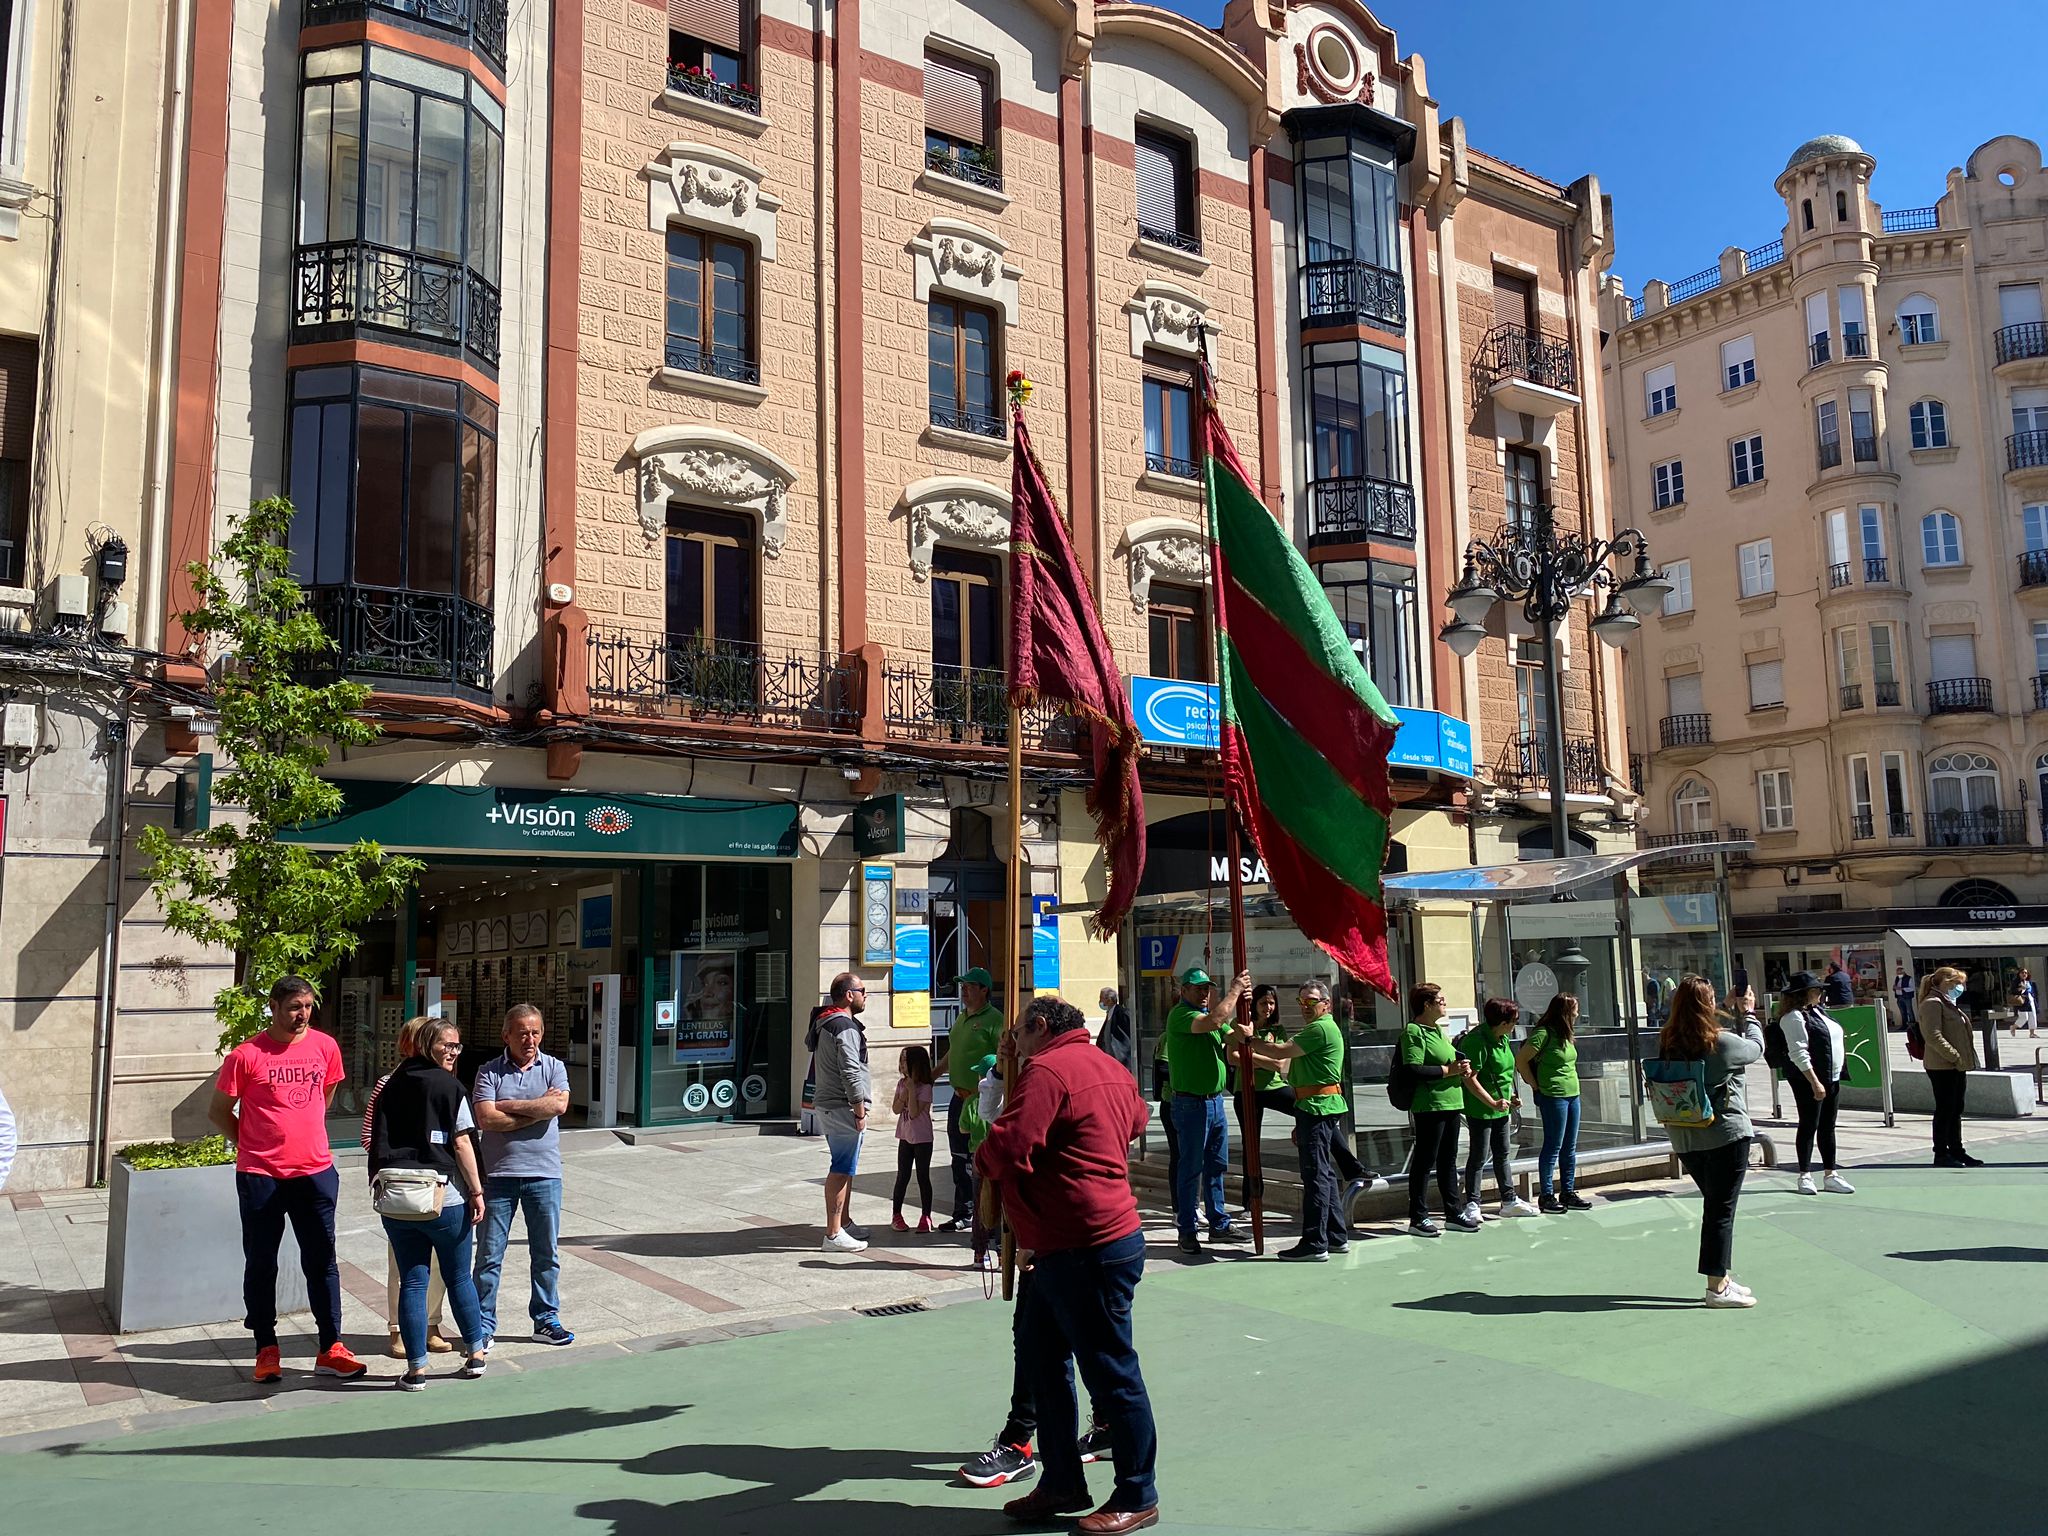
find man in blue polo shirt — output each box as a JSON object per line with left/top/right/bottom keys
{"left": 472, "top": 1003, "right": 574, "bottom": 1347}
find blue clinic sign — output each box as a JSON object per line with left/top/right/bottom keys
{"left": 1030, "top": 894, "right": 1061, "bottom": 990}
{"left": 893, "top": 924, "right": 931, "bottom": 992}
{"left": 1130, "top": 676, "right": 1471, "bottom": 778}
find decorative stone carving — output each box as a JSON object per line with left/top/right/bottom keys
{"left": 646, "top": 142, "right": 781, "bottom": 259}
{"left": 629, "top": 426, "right": 799, "bottom": 556}
{"left": 1125, "top": 279, "right": 1215, "bottom": 359}
{"left": 1122, "top": 517, "right": 1210, "bottom": 613}
{"left": 898, "top": 477, "right": 1012, "bottom": 580}
{"left": 1924, "top": 601, "right": 1978, "bottom": 626}
{"left": 1662, "top": 644, "right": 1703, "bottom": 667}
{"left": 912, "top": 218, "right": 1022, "bottom": 325}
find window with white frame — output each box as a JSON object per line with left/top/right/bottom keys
{"left": 1665, "top": 671, "right": 1703, "bottom": 719}
{"left": 1928, "top": 753, "right": 2000, "bottom": 845}
{"left": 1848, "top": 754, "right": 1873, "bottom": 830}
{"left": 1869, "top": 623, "right": 1898, "bottom": 689}
{"left": 1746, "top": 658, "right": 1784, "bottom": 710}
{"left": 1731, "top": 433, "right": 1765, "bottom": 486}
{"left": 2026, "top": 504, "right": 2048, "bottom": 553}
{"left": 1674, "top": 777, "right": 1713, "bottom": 835}
{"left": 1738, "top": 537, "right": 1773, "bottom": 597}
{"left": 1645, "top": 363, "right": 1676, "bottom": 418}
{"left": 1859, "top": 505, "right": 1885, "bottom": 561}
{"left": 1827, "top": 509, "right": 1850, "bottom": 568}
{"left": 1881, "top": 751, "right": 1909, "bottom": 827}
{"left": 1908, "top": 399, "right": 1948, "bottom": 449}
{"left": 2015, "top": 388, "right": 2048, "bottom": 436}
{"left": 1838, "top": 285, "right": 1868, "bottom": 352}
{"left": 1661, "top": 558, "right": 1692, "bottom": 616}
{"left": 1758, "top": 769, "right": 1794, "bottom": 832}
{"left": 1652, "top": 458, "right": 1684, "bottom": 508}
{"left": 1835, "top": 628, "right": 1860, "bottom": 700}
{"left": 1897, "top": 293, "right": 1939, "bottom": 345}
{"left": 0, "top": 0, "right": 27, "bottom": 179}
{"left": 1721, "top": 334, "right": 1756, "bottom": 391}
{"left": 1920, "top": 510, "right": 1962, "bottom": 567}
{"left": 2034, "top": 618, "right": 2048, "bottom": 676}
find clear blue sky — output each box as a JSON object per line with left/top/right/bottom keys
{"left": 1158, "top": 0, "right": 2045, "bottom": 292}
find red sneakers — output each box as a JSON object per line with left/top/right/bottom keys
{"left": 891, "top": 1213, "right": 910, "bottom": 1232}
{"left": 251, "top": 1346, "right": 283, "bottom": 1384}
{"left": 314, "top": 1342, "right": 369, "bottom": 1379}
{"left": 917, "top": 1214, "right": 933, "bottom": 1232}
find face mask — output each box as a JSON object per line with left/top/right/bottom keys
{"left": 1946, "top": 985, "right": 1965, "bottom": 1004}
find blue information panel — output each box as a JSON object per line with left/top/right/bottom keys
{"left": 1138, "top": 933, "right": 1185, "bottom": 976}
{"left": 1129, "top": 677, "right": 1220, "bottom": 749}
{"left": 1030, "top": 895, "right": 1060, "bottom": 990}
{"left": 1390, "top": 707, "right": 1475, "bottom": 777}
{"left": 893, "top": 924, "right": 931, "bottom": 991}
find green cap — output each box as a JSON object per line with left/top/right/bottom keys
{"left": 1179, "top": 967, "right": 1213, "bottom": 988}
{"left": 972, "top": 1053, "right": 998, "bottom": 1076}
{"left": 961, "top": 967, "right": 994, "bottom": 989}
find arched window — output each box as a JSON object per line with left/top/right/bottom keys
{"left": 1908, "top": 399, "right": 1948, "bottom": 450}
{"left": 1897, "top": 293, "right": 1940, "bottom": 345}
{"left": 1802, "top": 198, "right": 1814, "bottom": 231}
{"left": 1835, "top": 190, "right": 1848, "bottom": 223}
{"left": 1673, "top": 777, "right": 1714, "bottom": 836}
{"left": 1939, "top": 878, "right": 2019, "bottom": 909}
{"left": 1920, "top": 510, "right": 1962, "bottom": 567}
{"left": 1928, "top": 752, "right": 2002, "bottom": 847}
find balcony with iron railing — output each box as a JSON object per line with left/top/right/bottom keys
{"left": 1137, "top": 223, "right": 1203, "bottom": 258}
{"left": 1660, "top": 713, "right": 1712, "bottom": 748}
{"left": 1828, "top": 562, "right": 1852, "bottom": 590}
{"left": 1996, "top": 322, "right": 2048, "bottom": 368}
{"left": 1494, "top": 734, "right": 1605, "bottom": 798}
{"left": 1145, "top": 451, "right": 1199, "bottom": 480}
{"left": 1839, "top": 683, "right": 1863, "bottom": 711}
{"left": 303, "top": 0, "right": 507, "bottom": 70}
{"left": 1301, "top": 259, "right": 1404, "bottom": 332}
{"left": 1852, "top": 433, "right": 1879, "bottom": 463}
{"left": 1865, "top": 555, "right": 1891, "bottom": 585}
{"left": 2036, "top": 672, "right": 2048, "bottom": 711}
{"left": 1928, "top": 808, "right": 2029, "bottom": 849}
{"left": 1477, "top": 324, "right": 1577, "bottom": 405}
{"left": 292, "top": 241, "right": 500, "bottom": 367}
{"left": 1850, "top": 811, "right": 1874, "bottom": 840}
{"left": 1644, "top": 828, "right": 1751, "bottom": 865}
{"left": 1881, "top": 206, "right": 1940, "bottom": 234}
{"left": 1842, "top": 330, "right": 1871, "bottom": 361}
{"left": 663, "top": 338, "right": 760, "bottom": 387}
{"left": 2010, "top": 431, "right": 2048, "bottom": 475}
{"left": 300, "top": 583, "right": 493, "bottom": 699}
{"left": 585, "top": 630, "right": 857, "bottom": 732}
{"left": 1875, "top": 679, "right": 1901, "bottom": 707}
{"left": 1887, "top": 811, "right": 1913, "bottom": 839}
{"left": 1306, "top": 474, "right": 1416, "bottom": 546}
{"left": 882, "top": 663, "right": 1080, "bottom": 750}
{"left": 2020, "top": 550, "right": 2048, "bottom": 590}
{"left": 665, "top": 64, "right": 762, "bottom": 116}
{"left": 1817, "top": 438, "right": 1842, "bottom": 471}
{"left": 924, "top": 143, "right": 1003, "bottom": 193}
{"left": 1808, "top": 335, "right": 1832, "bottom": 370}
{"left": 930, "top": 401, "right": 1007, "bottom": 440}
{"left": 1927, "top": 677, "right": 1993, "bottom": 714}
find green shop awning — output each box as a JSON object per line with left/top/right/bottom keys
{"left": 283, "top": 781, "right": 802, "bottom": 860}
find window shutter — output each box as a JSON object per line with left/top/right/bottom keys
{"left": 0, "top": 338, "right": 35, "bottom": 463}
{"left": 1491, "top": 273, "right": 1534, "bottom": 332}
{"left": 924, "top": 53, "right": 988, "bottom": 145}
{"left": 1929, "top": 634, "right": 1976, "bottom": 681}
{"left": 1134, "top": 133, "right": 1182, "bottom": 234}
{"left": 1667, "top": 673, "right": 1702, "bottom": 716}
{"left": 670, "top": 0, "right": 742, "bottom": 50}
{"left": 1140, "top": 350, "right": 1194, "bottom": 388}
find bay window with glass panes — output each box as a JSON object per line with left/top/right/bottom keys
{"left": 1303, "top": 340, "right": 1413, "bottom": 545}
{"left": 295, "top": 45, "right": 505, "bottom": 367}
{"left": 1316, "top": 560, "right": 1420, "bottom": 708}
{"left": 1292, "top": 115, "right": 1404, "bottom": 332}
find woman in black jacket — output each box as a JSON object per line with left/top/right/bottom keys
{"left": 367, "top": 1018, "right": 490, "bottom": 1389}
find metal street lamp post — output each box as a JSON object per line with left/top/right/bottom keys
{"left": 1438, "top": 512, "right": 1671, "bottom": 861}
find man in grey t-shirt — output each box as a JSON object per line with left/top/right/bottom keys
{"left": 472, "top": 1004, "right": 574, "bottom": 1346}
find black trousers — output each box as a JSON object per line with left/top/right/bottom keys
{"left": 1296, "top": 1115, "right": 1346, "bottom": 1252}
{"left": 1678, "top": 1136, "right": 1750, "bottom": 1278}
{"left": 236, "top": 1166, "right": 344, "bottom": 1350}
{"left": 946, "top": 1094, "right": 976, "bottom": 1221}
{"left": 1408, "top": 1109, "right": 1462, "bottom": 1222}
{"left": 1786, "top": 1072, "right": 1842, "bottom": 1172}
{"left": 999, "top": 1268, "right": 1105, "bottom": 1445}
{"left": 1463, "top": 1114, "right": 1512, "bottom": 1205}
{"left": 892, "top": 1140, "right": 933, "bottom": 1215}
{"left": 1929, "top": 1068, "right": 1967, "bottom": 1157}
{"left": 1156, "top": 1091, "right": 1179, "bottom": 1192}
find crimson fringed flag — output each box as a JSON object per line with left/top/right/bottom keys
{"left": 1008, "top": 388, "right": 1146, "bottom": 937}
{"left": 1202, "top": 403, "right": 1401, "bottom": 996}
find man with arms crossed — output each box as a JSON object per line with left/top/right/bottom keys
{"left": 472, "top": 1003, "right": 575, "bottom": 1346}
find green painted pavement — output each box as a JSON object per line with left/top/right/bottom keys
{"left": 7, "top": 1143, "right": 2048, "bottom": 1535}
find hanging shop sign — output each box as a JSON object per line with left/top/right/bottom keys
{"left": 852, "top": 793, "right": 906, "bottom": 857}
{"left": 282, "top": 782, "right": 803, "bottom": 859}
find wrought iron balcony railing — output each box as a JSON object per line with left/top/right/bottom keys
{"left": 1644, "top": 829, "right": 1750, "bottom": 866}
{"left": 1839, "top": 683, "right": 1863, "bottom": 711}
{"left": 1477, "top": 323, "right": 1577, "bottom": 395}
{"left": 1888, "top": 811, "right": 1913, "bottom": 838}
{"left": 300, "top": 583, "right": 493, "bottom": 697}
{"left": 292, "top": 241, "right": 500, "bottom": 366}
{"left": 585, "top": 629, "right": 856, "bottom": 731}
{"left": 881, "top": 663, "right": 1081, "bottom": 750}
{"left": 1865, "top": 555, "right": 1890, "bottom": 584}
{"left": 1843, "top": 330, "right": 1871, "bottom": 361}
{"left": 1137, "top": 223, "right": 1203, "bottom": 256}
{"left": 1307, "top": 474, "right": 1416, "bottom": 545}
{"left": 930, "top": 403, "right": 1006, "bottom": 439}
{"left": 1850, "top": 812, "right": 1874, "bottom": 840}
{"left": 1997, "top": 322, "right": 2048, "bottom": 366}
{"left": 2009, "top": 430, "right": 2048, "bottom": 472}
{"left": 1660, "top": 713, "right": 1712, "bottom": 748}
{"left": 924, "top": 143, "right": 1004, "bottom": 192}
{"left": 1808, "top": 336, "right": 1831, "bottom": 369}
{"left": 1828, "top": 562, "right": 1852, "bottom": 590}
{"left": 303, "top": 0, "right": 507, "bottom": 70}
{"left": 2021, "top": 550, "right": 2048, "bottom": 589}
{"left": 1817, "top": 438, "right": 1842, "bottom": 471}
{"left": 1875, "top": 679, "right": 1901, "bottom": 707}
{"left": 1852, "top": 433, "right": 1879, "bottom": 463}
{"left": 2036, "top": 672, "right": 2048, "bottom": 711}
{"left": 664, "top": 338, "right": 761, "bottom": 386}
{"left": 1629, "top": 753, "right": 1645, "bottom": 795}
{"left": 665, "top": 65, "right": 762, "bottom": 116}
{"left": 1882, "top": 206, "right": 1939, "bottom": 233}
{"left": 1145, "top": 450, "right": 1199, "bottom": 480}
{"left": 1302, "top": 259, "right": 1405, "bottom": 332}
{"left": 1928, "top": 808, "right": 2029, "bottom": 849}
{"left": 1494, "top": 733, "right": 1604, "bottom": 797}
{"left": 1927, "top": 677, "right": 1993, "bottom": 714}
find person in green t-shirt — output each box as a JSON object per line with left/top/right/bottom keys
{"left": 1458, "top": 999, "right": 1540, "bottom": 1223}
{"left": 1516, "top": 993, "right": 1591, "bottom": 1212}
{"left": 1400, "top": 982, "right": 1476, "bottom": 1237}
{"left": 1163, "top": 965, "right": 1250, "bottom": 1254}
{"left": 1238, "top": 980, "right": 1353, "bottom": 1261}
{"left": 935, "top": 968, "right": 1006, "bottom": 1240}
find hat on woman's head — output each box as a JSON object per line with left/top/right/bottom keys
{"left": 1782, "top": 970, "right": 1823, "bottom": 996}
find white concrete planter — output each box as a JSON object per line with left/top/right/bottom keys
{"left": 104, "top": 1158, "right": 307, "bottom": 1333}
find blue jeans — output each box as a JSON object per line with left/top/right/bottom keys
{"left": 1536, "top": 1092, "right": 1581, "bottom": 1194}
{"left": 1167, "top": 1094, "right": 1230, "bottom": 1237}
{"left": 236, "top": 1165, "right": 343, "bottom": 1350}
{"left": 383, "top": 1203, "right": 485, "bottom": 1370}
{"left": 473, "top": 1175, "right": 563, "bottom": 1336}
{"left": 1024, "top": 1230, "right": 1158, "bottom": 1512}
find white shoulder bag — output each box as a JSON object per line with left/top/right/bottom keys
{"left": 372, "top": 1168, "right": 446, "bottom": 1220}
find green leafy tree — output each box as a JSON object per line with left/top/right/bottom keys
{"left": 139, "top": 496, "right": 422, "bottom": 1052}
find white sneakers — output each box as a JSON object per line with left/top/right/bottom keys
{"left": 1499, "top": 1196, "right": 1542, "bottom": 1218}
{"left": 1823, "top": 1172, "right": 1856, "bottom": 1195}
{"left": 1704, "top": 1281, "right": 1757, "bottom": 1308}
{"left": 1458, "top": 1201, "right": 1487, "bottom": 1226}
{"left": 822, "top": 1229, "right": 868, "bottom": 1253}
{"left": 1796, "top": 1173, "right": 1818, "bottom": 1195}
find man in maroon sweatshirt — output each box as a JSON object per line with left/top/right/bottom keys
{"left": 976, "top": 995, "right": 1158, "bottom": 1535}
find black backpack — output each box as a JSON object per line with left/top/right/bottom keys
{"left": 1762, "top": 1009, "right": 1793, "bottom": 1072}
{"left": 1385, "top": 1045, "right": 1418, "bottom": 1111}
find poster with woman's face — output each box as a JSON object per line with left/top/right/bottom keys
{"left": 673, "top": 950, "right": 739, "bottom": 1066}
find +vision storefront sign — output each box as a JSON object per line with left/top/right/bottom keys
{"left": 283, "top": 782, "right": 803, "bottom": 859}
{"left": 1127, "top": 676, "right": 1472, "bottom": 777}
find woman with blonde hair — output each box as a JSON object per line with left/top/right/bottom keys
{"left": 1658, "top": 977, "right": 1765, "bottom": 1308}
{"left": 361, "top": 1017, "right": 462, "bottom": 1356}
{"left": 1916, "top": 966, "right": 1980, "bottom": 1167}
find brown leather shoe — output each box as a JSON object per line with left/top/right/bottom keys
{"left": 1075, "top": 1507, "right": 1159, "bottom": 1535}
{"left": 426, "top": 1328, "right": 455, "bottom": 1354}
{"left": 1003, "top": 1487, "right": 1094, "bottom": 1522}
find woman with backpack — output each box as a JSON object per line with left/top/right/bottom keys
{"left": 1398, "top": 982, "right": 1477, "bottom": 1236}
{"left": 1917, "top": 965, "right": 1981, "bottom": 1167}
{"left": 1516, "top": 994, "right": 1590, "bottom": 1212}
{"left": 1657, "top": 978, "right": 1766, "bottom": 1308}
{"left": 1771, "top": 972, "right": 1855, "bottom": 1197}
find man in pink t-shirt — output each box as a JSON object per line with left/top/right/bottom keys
{"left": 208, "top": 975, "right": 366, "bottom": 1384}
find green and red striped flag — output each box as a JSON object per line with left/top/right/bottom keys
{"left": 1203, "top": 405, "right": 1401, "bottom": 995}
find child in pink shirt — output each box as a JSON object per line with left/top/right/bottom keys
{"left": 891, "top": 1045, "right": 936, "bottom": 1232}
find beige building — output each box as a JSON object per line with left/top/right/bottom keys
{"left": 1603, "top": 133, "right": 2048, "bottom": 1000}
